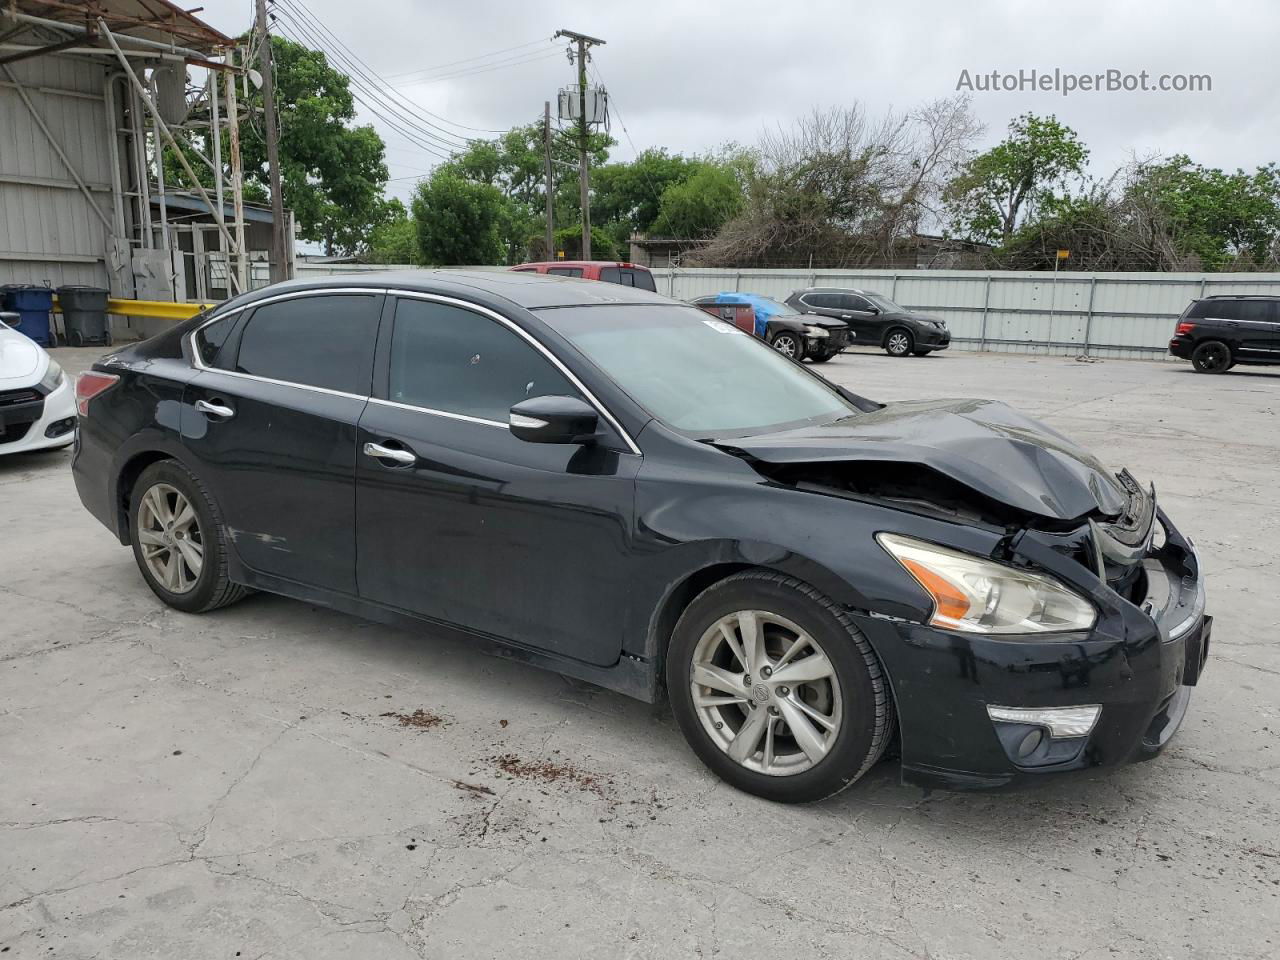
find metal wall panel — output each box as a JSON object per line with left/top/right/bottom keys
{"left": 0, "top": 54, "right": 111, "bottom": 288}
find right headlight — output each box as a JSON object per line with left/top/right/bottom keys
{"left": 877, "top": 533, "right": 1097, "bottom": 635}
{"left": 802, "top": 325, "right": 829, "bottom": 338}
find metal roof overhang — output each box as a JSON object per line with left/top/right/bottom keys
{"left": 9, "top": 0, "right": 232, "bottom": 54}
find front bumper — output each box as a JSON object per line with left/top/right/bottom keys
{"left": 916, "top": 327, "right": 951, "bottom": 350}
{"left": 0, "top": 376, "right": 76, "bottom": 455}
{"left": 805, "top": 327, "right": 851, "bottom": 354}
{"left": 858, "top": 508, "right": 1208, "bottom": 790}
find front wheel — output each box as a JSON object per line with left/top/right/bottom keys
{"left": 666, "top": 571, "right": 894, "bottom": 803}
{"left": 911, "top": 349, "right": 932, "bottom": 357}
{"left": 1190, "top": 340, "right": 1232, "bottom": 374}
{"left": 807, "top": 350, "right": 835, "bottom": 363}
{"left": 129, "top": 460, "right": 248, "bottom": 613}
{"left": 885, "top": 329, "right": 914, "bottom": 357}
{"left": 770, "top": 332, "right": 804, "bottom": 360}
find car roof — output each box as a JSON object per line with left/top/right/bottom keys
{"left": 215, "top": 269, "right": 673, "bottom": 313}
{"left": 1201, "top": 294, "right": 1280, "bottom": 301}
{"left": 794, "top": 287, "right": 874, "bottom": 295}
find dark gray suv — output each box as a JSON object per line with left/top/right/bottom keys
{"left": 785, "top": 288, "right": 952, "bottom": 357}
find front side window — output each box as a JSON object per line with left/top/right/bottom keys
{"left": 234, "top": 294, "right": 381, "bottom": 394}
{"left": 540, "top": 305, "right": 859, "bottom": 437}
{"left": 388, "top": 298, "right": 580, "bottom": 422}
{"left": 865, "top": 294, "right": 905, "bottom": 313}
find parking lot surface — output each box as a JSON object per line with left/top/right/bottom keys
{"left": 3, "top": 346, "right": 1278, "bottom": 959}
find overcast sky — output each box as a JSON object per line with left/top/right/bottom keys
{"left": 197, "top": 0, "right": 1275, "bottom": 205}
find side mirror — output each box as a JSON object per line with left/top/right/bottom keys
{"left": 865, "top": 306, "right": 880, "bottom": 315}
{"left": 510, "top": 395, "right": 599, "bottom": 445}
{"left": 0, "top": 311, "right": 19, "bottom": 328}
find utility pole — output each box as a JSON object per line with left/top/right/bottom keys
{"left": 554, "top": 29, "right": 604, "bottom": 260}
{"left": 256, "top": 0, "right": 287, "bottom": 282}
{"left": 225, "top": 48, "right": 248, "bottom": 293}
{"left": 543, "top": 100, "right": 554, "bottom": 259}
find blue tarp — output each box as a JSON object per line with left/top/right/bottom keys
{"left": 711, "top": 292, "right": 795, "bottom": 338}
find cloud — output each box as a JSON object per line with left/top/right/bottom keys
{"left": 201, "top": 0, "right": 1277, "bottom": 195}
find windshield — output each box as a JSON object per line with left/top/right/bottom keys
{"left": 867, "top": 294, "right": 905, "bottom": 313}
{"left": 539, "top": 305, "right": 859, "bottom": 437}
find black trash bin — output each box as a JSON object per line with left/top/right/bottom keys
{"left": 56, "top": 285, "right": 111, "bottom": 347}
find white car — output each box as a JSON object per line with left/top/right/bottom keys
{"left": 0, "top": 311, "right": 77, "bottom": 454}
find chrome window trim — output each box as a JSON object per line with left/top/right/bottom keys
{"left": 388, "top": 290, "right": 642, "bottom": 456}
{"left": 186, "top": 286, "right": 642, "bottom": 456}
{"left": 366, "top": 396, "right": 508, "bottom": 430}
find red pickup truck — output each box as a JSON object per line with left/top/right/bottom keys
{"left": 510, "top": 261, "right": 657, "bottom": 291}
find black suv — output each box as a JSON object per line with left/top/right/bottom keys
{"left": 785, "top": 288, "right": 951, "bottom": 357}
{"left": 1168, "top": 296, "right": 1280, "bottom": 373}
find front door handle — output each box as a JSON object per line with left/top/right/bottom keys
{"left": 363, "top": 441, "right": 416, "bottom": 466}
{"left": 840, "top": 314, "right": 852, "bottom": 320}
{"left": 194, "top": 399, "right": 235, "bottom": 420}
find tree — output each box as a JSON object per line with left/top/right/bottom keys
{"left": 944, "top": 113, "right": 1088, "bottom": 245}
{"left": 365, "top": 199, "right": 419, "bottom": 264}
{"left": 238, "top": 35, "right": 392, "bottom": 255}
{"left": 698, "top": 100, "right": 981, "bottom": 267}
{"left": 411, "top": 170, "right": 506, "bottom": 264}
{"left": 651, "top": 163, "right": 744, "bottom": 238}
{"left": 592, "top": 149, "right": 701, "bottom": 248}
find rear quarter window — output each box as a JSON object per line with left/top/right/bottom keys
{"left": 194, "top": 312, "right": 239, "bottom": 367}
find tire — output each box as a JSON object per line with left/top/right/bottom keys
{"left": 129, "top": 459, "right": 248, "bottom": 613}
{"left": 1190, "top": 340, "right": 1232, "bottom": 374}
{"left": 885, "top": 329, "right": 913, "bottom": 357}
{"left": 911, "top": 349, "right": 932, "bottom": 357}
{"left": 666, "top": 571, "right": 894, "bottom": 803}
{"left": 69, "top": 330, "right": 84, "bottom": 348}
{"left": 770, "top": 332, "right": 804, "bottom": 361}
{"left": 807, "top": 350, "right": 835, "bottom": 363}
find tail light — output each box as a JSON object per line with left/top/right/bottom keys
{"left": 1175, "top": 321, "right": 1196, "bottom": 335}
{"left": 75, "top": 371, "right": 120, "bottom": 416}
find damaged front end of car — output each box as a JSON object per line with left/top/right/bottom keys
{"left": 714, "top": 399, "right": 1211, "bottom": 789}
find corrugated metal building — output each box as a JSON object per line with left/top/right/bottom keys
{"left": 0, "top": 1, "right": 290, "bottom": 335}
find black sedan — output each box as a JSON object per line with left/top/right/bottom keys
{"left": 72, "top": 272, "right": 1209, "bottom": 803}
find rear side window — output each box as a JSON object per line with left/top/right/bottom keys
{"left": 626, "top": 269, "right": 657, "bottom": 292}
{"left": 803, "top": 293, "right": 840, "bottom": 309}
{"left": 599, "top": 266, "right": 621, "bottom": 284}
{"left": 1187, "top": 299, "right": 1278, "bottom": 321}
{"left": 548, "top": 266, "right": 584, "bottom": 277}
{"left": 194, "top": 313, "right": 238, "bottom": 367}
{"left": 234, "top": 294, "right": 381, "bottom": 394}
{"left": 388, "top": 298, "right": 580, "bottom": 422}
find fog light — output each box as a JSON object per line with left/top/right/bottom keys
{"left": 44, "top": 417, "right": 76, "bottom": 439}
{"left": 987, "top": 704, "right": 1101, "bottom": 739}
{"left": 1016, "top": 728, "right": 1043, "bottom": 759}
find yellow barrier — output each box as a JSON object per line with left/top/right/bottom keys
{"left": 52, "top": 297, "right": 212, "bottom": 321}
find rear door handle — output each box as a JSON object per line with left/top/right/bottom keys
{"left": 194, "top": 399, "right": 235, "bottom": 420}
{"left": 363, "top": 441, "right": 416, "bottom": 466}
{"left": 840, "top": 314, "right": 852, "bottom": 319}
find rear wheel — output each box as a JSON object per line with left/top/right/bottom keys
{"left": 667, "top": 571, "right": 893, "bottom": 803}
{"left": 885, "top": 329, "right": 913, "bottom": 357}
{"left": 770, "top": 332, "right": 804, "bottom": 360}
{"left": 1190, "top": 340, "right": 1232, "bottom": 374}
{"left": 130, "top": 460, "right": 247, "bottom": 613}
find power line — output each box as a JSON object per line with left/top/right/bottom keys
{"left": 274, "top": 0, "right": 509, "bottom": 139}
{"left": 271, "top": 17, "right": 457, "bottom": 161}
{"left": 384, "top": 36, "right": 556, "bottom": 82}
{"left": 387, "top": 50, "right": 564, "bottom": 88}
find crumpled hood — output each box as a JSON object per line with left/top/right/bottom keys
{"left": 716, "top": 398, "right": 1130, "bottom": 522}
{"left": 0, "top": 328, "right": 43, "bottom": 383}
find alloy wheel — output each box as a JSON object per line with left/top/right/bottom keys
{"left": 137, "top": 483, "right": 204, "bottom": 594}
{"left": 1192, "top": 342, "right": 1229, "bottom": 373}
{"left": 689, "top": 609, "right": 843, "bottom": 776}
{"left": 887, "top": 332, "right": 912, "bottom": 356}
{"left": 772, "top": 335, "right": 799, "bottom": 358}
